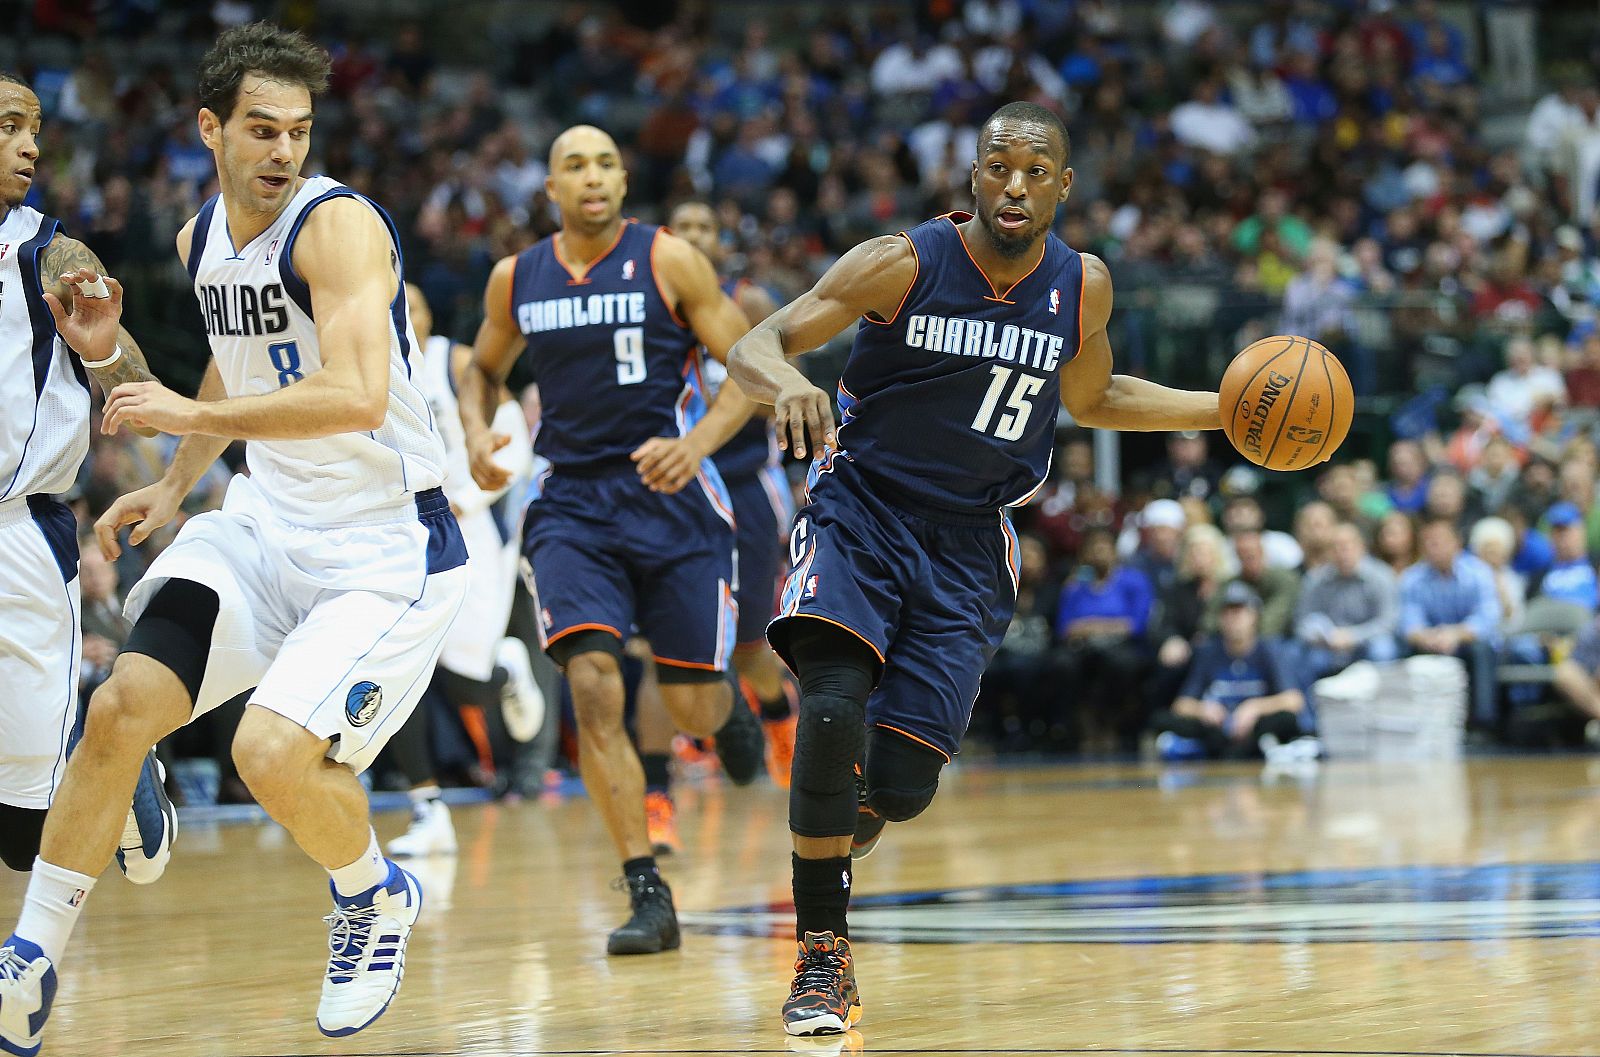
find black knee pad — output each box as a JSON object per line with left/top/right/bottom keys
{"left": 656, "top": 664, "right": 725, "bottom": 686}
{"left": 0, "top": 805, "right": 46, "bottom": 872}
{"left": 789, "top": 693, "right": 866, "bottom": 837}
{"left": 864, "top": 727, "right": 945, "bottom": 823}
{"left": 548, "top": 628, "right": 623, "bottom": 669}
{"left": 122, "top": 578, "right": 219, "bottom": 703}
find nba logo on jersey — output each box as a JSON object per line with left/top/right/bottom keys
{"left": 264, "top": 238, "right": 280, "bottom": 266}
{"left": 0, "top": 243, "right": 9, "bottom": 260}
{"left": 345, "top": 681, "right": 383, "bottom": 727}
{"left": 621, "top": 259, "right": 635, "bottom": 281}
{"left": 1049, "top": 288, "right": 1060, "bottom": 315}
{"left": 803, "top": 574, "right": 819, "bottom": 600}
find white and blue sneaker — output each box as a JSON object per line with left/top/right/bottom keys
{"left": 1155, "top": 731, "right": 1209, "bottom": 762}
{"left": 316, "top": 862, "right": 422, "bottom": 1038}
{"left": 0, "top": 937, "right": 56, "bottom": 1057}
{"left": 116, "top": 751, "right": 176, "bottom": 884}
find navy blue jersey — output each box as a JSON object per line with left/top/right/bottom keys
{"left": 707, "top": 277, "right": 778, "bottom": 479}
{"left": 511, "top": 221, "right": 706, "bottom": 470}
{"left": 836, "top": 212, "right": 1084, "bottom": 514}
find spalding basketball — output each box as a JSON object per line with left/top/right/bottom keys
{"left": 1219, "top": 335, "right": 1353, "bottom": 471}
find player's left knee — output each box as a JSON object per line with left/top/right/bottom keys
{"left": 231, "top": 707, "right": 324, "bottom": 801}
{"left": 863, "top": 727, "right": 946, "bottom": 823}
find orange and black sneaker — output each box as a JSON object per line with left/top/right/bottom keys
{"left": 765, "top": 713, "right": 797, "bottom": 789}
{"left": 850, "top": 765, "right": 885, "bottom": 860}
{"left": 782, "top": 931, "right": 862, "bottom": 1036}
{"left": 645, "top": 790, "right": 680, "bottom": 856}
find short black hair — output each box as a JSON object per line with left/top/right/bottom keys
{"left": 980, "top": 101, "right": 1070, "bottom": 166}
{"left": 668, "top": 199, "right": 716, "bottom": 222}
{"left": 0, "top": 71, "right": 29, "bottom": 89}
{"left": 197, "top": 22, "right": 330, "bottom": 123}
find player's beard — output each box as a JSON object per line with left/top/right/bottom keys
{"left": 977, "top": 204, "right": 1055, "bottom": 260}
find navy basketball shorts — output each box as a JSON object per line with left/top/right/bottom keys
{"left": 767, "top": 455, "right": 1018, "bottom": 760}
{"left": 522, "top": 466, "right": 738, "bottom": 672}
{"left": 726, "top": 464, "right": 796, "bottom": 647}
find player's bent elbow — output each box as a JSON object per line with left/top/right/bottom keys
{"left": 352, "top": 394, "right": 388, "bottom": 432}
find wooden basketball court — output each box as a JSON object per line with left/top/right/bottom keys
{"left": 6, "top": 755, "right": 1600, "bottom": 1057}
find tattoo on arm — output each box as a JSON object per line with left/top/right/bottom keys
{"left": 40, "top": 234, "right": 155, "bottom": 388}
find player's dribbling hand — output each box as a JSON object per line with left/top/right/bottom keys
{"left": 632, "top": 436, "right": 703, "bottom": 494}
{"left": 94, "top": 481, "right": 182, "bottom": 560}
{"left": 467, "top": 430, "right": 512, "bottom": 491}
{"left": 43, "top": 269, "right": 123, "bottom": 365}
{"left": 102, "top": 381, "right": 200, "bottom": 435}
{"left": 774, "top": 379, "right": 835, "bottom": 460}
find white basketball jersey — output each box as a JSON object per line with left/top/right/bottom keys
{"left": 186, "top": 175, "right": 444, "bottom": 526}
{"left": 415, "top": 333, "right": 533, "bottom": 513}
{"left": 0, "top": 207, "right": 90, "bottom": 501}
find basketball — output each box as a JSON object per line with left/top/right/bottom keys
{"left": 1218, "top": 334, "right": 1353, "bottom": 472}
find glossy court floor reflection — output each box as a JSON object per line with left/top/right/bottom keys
{"left": 5, "top": 756, "right": 1600, "bottom": 1057}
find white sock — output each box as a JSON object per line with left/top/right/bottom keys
{"left": 17, "top": 859, "right": 97, "bottom": 964}
{"left": 328, "top": 829, "right": 389, "bottom": 898}
{"left": 407, "top": 784, "right": 441, "bottom": 806}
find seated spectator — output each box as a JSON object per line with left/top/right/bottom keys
{"left": 1374, "top": 510, "right": 1418, "bottom": 577}
{"left": 1422, "top": 468, "right": 1482, "bottom": 534}
{"left": 1123, "top": 498, "right": 1186, "bottom": 595}
{"left": 1399, "top": 517, "right": 1504, "bottom": 728}
{"left": 1137, "top": 432, "right": 1222, "bottom": 504}
{"left": 1053, "top": 530, "right": 1154, "bottom": 750}
{"left": 1294, "top": 500, "right": 1338, "bottom": 573}
{"left": 977, "top": 534, "right": 1057, "bottom": 752}
{"left": 1487, "top": 335, "right": 1567, "bottom": 433}
{"left": 1469, "top": 516, "right": 1528, "bottom": 630}
{"left": 1220, "top": 492, "right": 1303, "bottom": 569}
{"left": 1148, "top": 523, "right": 1235, "bottom": 714}
{"left": 1468, "top": 435, "right": 1522, "bottom": 516}
{"left": 1385, "top": 439, "right": 1431, "bottom": 515}
{"left": 1532, "top": 502, "right": 1599, "bottom": 613}
{"left": 1151, "top": 582, "right": 1307, "bottom": 760}
{"left": 1551, "top": 459, "right": 1600, "bottom": 556}
{"left": 1550, "top": 615, "right": 1600, "bottom": 743}
{"left": 1170, "top": 77, "right": 1256, "bottom": 156}
{"left": 1295, "top": 522, "right": 1401, "bottom": 679}
{"left": 1209, "top": 529, "right": 1300, "bottom": 638}
{"left": 1504, "top": 502, "right": 1556, "bottom": 582}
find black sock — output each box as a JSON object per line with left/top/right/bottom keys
{"left": 793, "top": 853, "right": 851, "bottom": 940}
{"left": 758, "top": 688, "right": 792, "bottom": 721}
{"left": 640, "top": 752, "right": 671, "bottom": 794}
{"left": 623, "top": 855, "right": 661, "bottom": 885}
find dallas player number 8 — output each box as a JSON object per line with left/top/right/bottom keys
{"left": 971, "top": 364, "right": 1044, "bottom": 441}
{"left": 266, "top": 340, "right": 304, "bottom": 387}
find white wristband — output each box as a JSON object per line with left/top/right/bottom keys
{"left": 78, "top": 275, "right": 110, "bottom": 298}
{"left": 80, "top": 344, "right": 123, "bottom": 370}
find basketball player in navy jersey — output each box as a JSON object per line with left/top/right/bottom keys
{"left": 460, "top": 125, "right": 766, "bottom": 956}
{"left": 729, "top": 101, "right": 1225, "bottom": 1036}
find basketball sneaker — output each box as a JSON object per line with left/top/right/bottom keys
{"left": 496, "top": 637, "right": 544, "bottom": 743}
{"left": 850, "top": 766, "right": 885, "bottom": 860}
{"left": 765, "top": 714, "right": 797, "bottom": 789}
{"left": 645, "top": 791, "right": 680, "bottom": 856}
{"left": 606, "top": 873, "right": 680, "bottom": 955}
{"left": 116, "top": 750, "right": 176, "bottom": 884}
{"left": 713, "top": 690, "right": 765, "bottom": 785}
{"left": 386, "top": 797, "right": 457, "bottom": 858}
{"left": 0, "top": 937, "right": 56, "bottom": 1057}
{"left": 782, "top": 931, "right": 862, "bottom": 1036}
{"left": 316, "top": 861, "right": 423, "bottom": 1037}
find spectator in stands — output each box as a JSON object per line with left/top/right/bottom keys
{"left": 1139, "top": 431, "right": 1222, "bottom": 504}
{"left": 1126, "top": 498, "right": 1187, "bottom": 595}
{"left": 1550, "top": 616, "right": 1600, "bottom": 744}
{"left": 1170, "top": 77, "right": 1256, "bottom": 156}
{"left": 1422, "top": 468, "right": 1481, "bottom": 534}
{"left": 1399, "top": 516, "right": 1503, "bottom": 728}
{"left": 1148, "top": 523, "right": 1235, "bottom": 716}
{"left": 978, "top": 534, "right": 1057, "bottom": 753}
{"left": 1295, "top": 522, "right": 1401, "bottom": 679}
{"left": 1317, "top": 463, "right": 1376, "bottom": 534}
{"left": 1220, "top": 492, "right": 1303, "bottom": 569}
{"left": 1470, "top": 516, "right": 1529, "bottom": 631}
{"left": 1294, "top": 500, "right": 1338, "bottom": 573}
{"left": 1564, "top": 330, "right": 1600, "bottom": 408}
{"left": 1532, "top": 503, "right": 1599, "bottom": 614}
{"left": 1488, "top": 334, "right": 1567, "bottom": 432}
{"left": 1385, "top": 440, "right": 1432, "bottom": 515}
{"left": 1152, "top": 582, "right": 1307, "bottom": 760}
{"left": 1469, "top": 435, "right": 1523, "bottom": 515}
{"left": 1281, "top": 239, "right": 1355, "bottom": 350}
{"left": 1210, "top": 529, "right": 1300, "bottom": 639}
{"left": 1053, "top": 530, "right": 1155, "bottom": 750}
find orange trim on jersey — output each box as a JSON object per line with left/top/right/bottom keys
{"left": 1072, "top": 255, "right": 1087, "bottom": 362}
{"left": 944, "top": 215, "right": 1045, "bottom": 306}
{"left": 650, "top": 229, "right": 690, "bottom": 328}
{"left": 861, "top": 232, "right": 920, "bottom": 327}
{"left": 782, "top": 613, "right": 886, "bottom": 665}
{"left": 875, "top": 722, "right": 953, "bottom": 763}
{"left": 653, "top": 655, "right": 724, "bottom": 671}
{"left": 553, "top": 220, "right": 631, "bottom": 286}
{"left": 546, "top": 622, "right": 625, "bottom": 646}
{"left": 507, "top": 253, "right": 523, "bottom": 328}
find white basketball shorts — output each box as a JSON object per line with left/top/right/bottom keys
{"left": 123, "top": 475, "right": 468, "bottom": 774}
{"left": 0, "top": 495, "right": 82, "bottom": 809}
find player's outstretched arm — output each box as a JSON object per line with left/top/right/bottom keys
{"left": 632, "top": 233, "right": 758, "bottom": 493}
{"left": 1061, "top": 254, "right": 1222, "bottom": 432}
{"left": 461, "top": 254, "right": 523, "bottom": 492}
{"left": 105, "top": 199, "right": 399, "bottom": 440}
{"left": 728, "top": 234, "right": 916, "bottom": 458}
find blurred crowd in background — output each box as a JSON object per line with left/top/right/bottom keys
{"left": 8, "top": 0, "right": 1600, "bottom": 789}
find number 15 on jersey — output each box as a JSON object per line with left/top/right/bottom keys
{"left": 971, "top": 364, "right": 1045, "bottom": 441}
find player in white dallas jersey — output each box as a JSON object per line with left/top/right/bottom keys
{"left": 0, "top": 25, "right": 467, "bottom": 1053}
{"left": 0, "top": 71, "right": 176, "bottom": 902}
{"left": 382, "top": 282, "right": 543, "bottom": 860}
